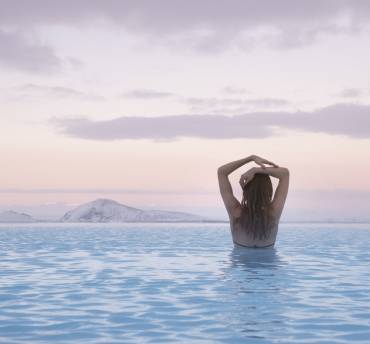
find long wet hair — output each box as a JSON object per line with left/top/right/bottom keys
{"left": 238, "top": 173, "right": 274, "bottom": 240}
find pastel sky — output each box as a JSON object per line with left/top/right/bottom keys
{"left": 1, "top": 1, "right": 370, "bottom": 221}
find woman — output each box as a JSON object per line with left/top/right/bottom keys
{"left": 217, "top": 155, "right": 289, "bottom": 248}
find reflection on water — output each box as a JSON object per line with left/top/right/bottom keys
{"left": 229, "top": 246, "right": 284, "bottom": 271}
{"left": 220, "top": 246, "right": 289, "bottom": 342}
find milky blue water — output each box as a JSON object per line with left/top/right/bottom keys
{"left": 1, "top": 223, "right": 370, "bottom": 344}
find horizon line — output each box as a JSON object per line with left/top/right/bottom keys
{"left": 1, "top": 187, "right": 370, "bottom": 195}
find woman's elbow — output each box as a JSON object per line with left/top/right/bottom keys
{"left": 217, "top": 167, "right": 225, "bottom": 175}
{"left": 281, "top": 167, "right": 290, "bottom": 176}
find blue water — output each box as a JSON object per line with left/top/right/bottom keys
{"left": 1, "top": 223, "right": 370, "bottom": 344}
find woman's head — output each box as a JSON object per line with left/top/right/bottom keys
{"left": 239, "top": 173, "right": 274, "bottom": 240}
{"left": 242, "top": 173, "right": 273, "bottom": 207}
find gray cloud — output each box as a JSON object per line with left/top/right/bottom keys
{"left": 338, "top": 88, "right": 364, "bottom": 98}
{"left": 221, "top": 86, "right": 249, "bottom": 95}
{"left": 1, "top": 1, "right": 370, "bottom": 54}
{"left": 51, "top": 103, "right": 370, "bottom": 141}
{"left": 0, "top": 29, "right": 60, "bottom": 73}
{"left": 120, "top": 90, "right": 287, "bottom": 109}
{"left": 122, "top": 89, "right": 175, "bottom": 99}
{"left": 1, "top": 1, "right": 369, "bottom": 72}
{"left": 17, "top": 84, "right": 104, "bottom": 101}
{"left": 183, "top": 97, "right": 290, "bottom": 109}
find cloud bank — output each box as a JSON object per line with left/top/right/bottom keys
{"left": 1, "top": 1, "right": 370, "bottom": 71}
{"left": 2, "top": 1, "right": 369, "bottom": 42}
{"left": 122, "top": 89, "right": 175, "bottom": 99}
{"left": 52, "top": 103, "right": 370, "bottom": 141}
{"left": 183, "top": 97, "right": 290, "bottom": 109}
{"left": 17, "top": 84, "right": 104, "bottom": 101}
{"left": 338, "top": 88, "right": 365, "bottom": 98}
{"left": 0, "top": 30, "right": 60, "bottom": 73}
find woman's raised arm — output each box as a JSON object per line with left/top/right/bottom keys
{"left": 217, "top": 155, "right": 254, "bottom": 176}
{"left": 251, "top": 166, "right": 289, "bottom": 179}
{"left": 217, "top": 155, "right": 277, "bottom": 176}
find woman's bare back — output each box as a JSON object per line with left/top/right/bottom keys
{"left": 230, "top": 212, "right": 279, "bottom": 248}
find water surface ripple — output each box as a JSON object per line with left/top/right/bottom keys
{"left": 0, "top": 222, "right": 370, "bottom": 343}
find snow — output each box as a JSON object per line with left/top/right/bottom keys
{"left": 61, "top": 198, "right": 205, "bottom": 223}
{"left": 0, "top": 211, "right": 36, "bottom": 223}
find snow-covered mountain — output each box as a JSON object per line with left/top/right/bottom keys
{"left": 0, "top": 210, "right": 37, "bottom": 223}
{"left": 61, "top": 198, "right": 206, "bottom": 223}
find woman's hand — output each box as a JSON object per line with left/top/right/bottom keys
{"left": 251, "top": 155, "right": 279, "bottom": 169}
{"left": 239, "top": 167, "right": 257, "bottom": 188}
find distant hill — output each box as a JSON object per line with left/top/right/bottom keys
{"left": 0, "top": 210, "right": 37, "bottom": 223}
{"left": 60, "top": 198, "right": 207, "bottom": 223}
